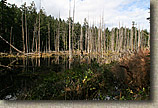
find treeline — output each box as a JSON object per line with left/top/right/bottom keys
{"left": 0, "top": 0, "right": 150, "bottom": 54}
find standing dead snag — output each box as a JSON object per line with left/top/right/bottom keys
{"left": 85, "top": 25, "right": 87, "bottom": 52}
{"left": 111, "top": 28, "right": 115, "bottom": 52}
{"left": 119, "top": 27, "right": 123, "bottom": 52}
{"left": 38, "top": 0, "right": 41, "bottom": 55}
{"left": 57, "top": 12, "right": 60, "bottom": 52}
{"left": 69, "top": 0, "right": 72, "bottom": 60}
{"left": 10, "top": 27, "right": 13, "bottom": 54}
{"left": 48, "top": 22, "right": 51, "bottom": 52}
{"left": 138, "top": 28, "right": 141, "bottom": 51}
{"left": 25, "top": 5, "right": 28, "bottom": 53}
{"left": 80, "top": 24, "right": 83, "bottom": 51}
{"left": 116, "top": 28, "right": 119, "bottom": 53}
{"left": 123, "top": 27, "right": 127, "bottom": 52}
{"left": 32, "top": 19, "right": 37, "bottom": 52}
{"left": 130, "top": 27, "right": 133, "bottom": 51}
{"left": 72, "top": 0, "right": 75, "bottom": 52}
{"left": 21, "top": 6, "right": 25, "bottom": 53}
{"left": 134, "top": 27, "right": 137, "bottom": 51}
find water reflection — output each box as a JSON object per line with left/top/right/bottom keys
{"left": 0, "top": 53, "right": 123, "bottom": 100}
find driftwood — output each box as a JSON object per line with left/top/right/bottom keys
{"left": 0, "top": 35, "right": 24, "bottom": 54}
{"left": 0, "top": 64, "right": 11, "bottom": 69}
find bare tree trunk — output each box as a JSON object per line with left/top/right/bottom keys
{"left": 63, "top": 30, "right": 66, "bottom": 51}
{"left": 28, "top": 29, "right": 30, "bottom": 52}
{"left": 97, "top": 28, "right": 100, "bottom": 52}
{"left": 25, "top": 7, "right": 28, "bottom": 53}
{"left": 135, "top": 28, "right": 137, "bottom": 51}
{"left": 32, "top": 19, "right": 37, "bottom": 52}
{"left": 48, "top": 22, "right": 50, "bottom": 52}
{"left": 87, "top": 27, "right": 90, "bottom": 53}
{"left": 138, "top": 28, "right": 141, "bottom": 51}
{"left": 10, "top": 27, "right": 13, "bottom": 54}
{"left": 80, "top": 25, "right": 83, "bottom": 51}
{"left": 69, "top": 0, "right": 72, "bottom": 59}
{"left": 95, "top": 27, "right": 97, "bottom": 53}
{"left": 90, "top": 28, "right": 92, "bottom": 53}
{"left": 101, "top": 15, "right": 104, "bottom": 57}
{"left": 32, "top": 30, "right": 35, "bottom": 52}
{"left": 46, "top": 36, "right": 47, "bottom": 53}
{"left": 38, "top": 9, "right": 41, "bottom": 55}
{"left": 22, "top": 9, "right": 25, "bottom": 53}
{"left": 111, "top": 28, "right": 115, "bottom": 52}
{"left": 126, "top": 29, "right": 129, "bottom": 51}
{"left": 116, "top": 28, "right": 119, "bottom": 52}
{"left": 130, "top": 27, "right": 133, "bottom": 51}
{"left": 85, "top": 28, "right": 87, "bottom": 52}
{"left": 57, "top": 12, "right": 60, "bottom": 52}
{"left": 119, "top": 27, "right": 123, "bottom": 52}
{"left": 65, "top": 28, "right": 67, "bottom": 51}
{"left": 72, "top": 0, "right": 75, "bottom": 52}
{"left": 124, "top": 27, "right": 127, "bottom": 52}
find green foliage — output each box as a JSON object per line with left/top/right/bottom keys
{"left": 16, "top": 59, "right": 150, "bottom": 100}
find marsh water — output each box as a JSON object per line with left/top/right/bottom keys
{"left": 0, "top": 54, "right": 117, "bottom": 100}
{"left": 0, "top": 55, "right": 67, "bottom": 100}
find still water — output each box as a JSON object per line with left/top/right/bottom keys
{"left": 0, "top": 54, "right": 119, "bottom": 100}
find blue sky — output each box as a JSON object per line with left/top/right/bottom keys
{"left": 7, "top": 0, "right": 150, "bottom": 31}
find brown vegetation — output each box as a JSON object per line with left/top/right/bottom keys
{"left": 111, "top": 49, "right": 150, "bottom": 91}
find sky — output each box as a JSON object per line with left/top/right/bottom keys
{"left": 7, "top": 0, "right": 150, "bottom": 31}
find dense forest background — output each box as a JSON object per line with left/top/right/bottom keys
{"left": 0, "top": 0, "right": 150, "bottom": 100}
{"left": 0, "top": 0, "right": 150, "bottom": 54}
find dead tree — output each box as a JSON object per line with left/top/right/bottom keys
{"left": 135, "top": 27, "right": 137, "bottom": 51}
{"left": 10, "top": 27, "right": 13, "bottom": 54}
{"left": 116, "top": 28, "right": 119, "bottom": 52}
{"left": 111, "top": 28, "right": 115, "bottom": 52}
{"left": 48, "top": 22, "right": 51, "bottom": 52}
{"left": 72, "top": 0, "right": 75, "bottom": 52}
{"left": 138, "top": 28, "right": 141, "bottom": 51}
{"left": 69, "top": 0, "right": 72, "bottom": 59}
{"left": 119, "top": 27, "right": 123, "bottom": 52}
{"left": 123, "top": 27, "right": 127, "bottom": 52}
{"left": 87, "top": 26, "right": 90, "bottom": 53}
{"left": 38, "top": 0, "right": 41, "bottom": 55}
{"left": 85, "top": 27, "right": 88, "bottom": 52}
{"left": 126, "top": 28, "right": 129, "bottom": 51}
{"left": 130, "top": 27, "right": 134, "bottom": 51}
{"left": 0, "top": 35, "right": 24, "bottom": 54}
{"left": 32, "top": 19, "right": 37, "bottom": 52}
{"left": 80, "top": 25, "right": 83, "bottom": 51}
{"left": 25, "top": 5, "right": 28, "bottom": 53}
{"left": 21, "top": 7, "right": 25, "bottom": 53}
{"left": 57, "top": 12, "right": 60, "bottom": 52}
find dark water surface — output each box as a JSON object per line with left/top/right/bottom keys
{"left": 0, "top": 55, "right": 110, "bottom": 100}
{"left": 0, "top": 55, "right": 70, "bottom": 100}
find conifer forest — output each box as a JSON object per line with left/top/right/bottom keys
{"left": 0, "top": 0, "right": 150, "bottom": 100}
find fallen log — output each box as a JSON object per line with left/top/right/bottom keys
{"left": 0, "top": 35, "right": 24, "bottom": 54}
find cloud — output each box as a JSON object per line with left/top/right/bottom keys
{"left": 7, "top": 0, "right": 150, "bottom": 31}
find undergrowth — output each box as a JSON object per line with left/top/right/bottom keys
{"left": 17, "top": 50, "right": 150, "bottom": 100}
